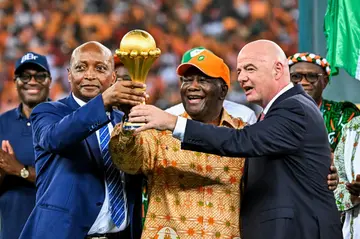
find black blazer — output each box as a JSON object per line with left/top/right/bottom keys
{"left": 181, "top": 85, "right": 342, "bottom": 239}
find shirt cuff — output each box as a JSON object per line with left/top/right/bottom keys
{"left": 106, "top": 111, "right": 111, "bottom": 120}
{"left": 172, "top": 116, "right": 187, "bottom": 142}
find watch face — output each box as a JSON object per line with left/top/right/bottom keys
{"left": 20, "top": 168, "right": 29, "bottom": 178}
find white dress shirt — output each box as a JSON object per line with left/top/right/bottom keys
{"left": 173, "top": 83, "right": 294, "bottom": 142}
{"left": 72, "top": 94, "right": 128, "bottom": 234}
{"left": 262, "top": 83, "right": 294, "bottom": 114}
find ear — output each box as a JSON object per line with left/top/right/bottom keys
{"left": 274, "top": 61, "right": 284, "bottom": 80}
{"left": 322, "top": 76, "right": 329, "bottom": 89}
{"left": 67, "top": 68, "right": 72, "bottom": 84}
{"left": 111, "top": 71, "right": 116, "bottom": 85}
{"left": 219, "top": 84, "right": 228, "bottom": 100}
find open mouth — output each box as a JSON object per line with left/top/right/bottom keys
{"left": 187, "top": 95, "right": 204, "bottom": 104}
{"left": 243, "top": 86, "right": 254, "bottom": 94}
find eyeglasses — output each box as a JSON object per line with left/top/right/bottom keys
{"left": 15, "top": 73, "right": 50, "bottom": 83}
{"left": 290, "top": 73, "right": 326, "bottom": 84}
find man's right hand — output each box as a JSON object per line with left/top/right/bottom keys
{"left": 102, "top": 81, "right": 147, "bottom": 111}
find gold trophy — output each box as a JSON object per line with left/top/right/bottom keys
{"left": 115, "top": 29, "right": 161, "bottom": 130}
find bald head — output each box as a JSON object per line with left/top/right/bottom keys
{"left": 68, "top": 41, "right": 116, "bottom": 102}
{"left": 70, "top": 41, "right": 114, "bottom": 70}
{"left": 236, "top": 40, "right": 290, "bottom": 108}
{"left": 239, "top": 40, "right": 287, "bottom": 65}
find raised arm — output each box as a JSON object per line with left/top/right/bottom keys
{"left": 31, "top": 95, "right": 110, "bottom": 153}
{"left": 182, "top": 101, "right": 306, "bottom": 157}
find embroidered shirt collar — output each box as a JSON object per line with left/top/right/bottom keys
{"left": 180, "top": 108, "right": 238, "bottom": 129}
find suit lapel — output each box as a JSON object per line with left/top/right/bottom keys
{"left": 86, "top": 133, "right": 104, "bottom": 171}
{"left": 110, "top": 109, "right": 124, "bottom": 126}
{"left": 62, "top": 94, "right": 81, "bottom": 111}
{"left": 244, "top": 85, "right": 309, "bottom": 193}
{"left": 90, "top": 109, "right": 124, "bottom": 170}
{"left": 267, "top": 84, "right": 313, "bottom": 115}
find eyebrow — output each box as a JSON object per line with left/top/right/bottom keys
{"left": 237, "top": 63, "right": 257, "bottom": 71}
{"left": 74, "top": 61, "right": 109, "bottom": 66}
{"left": 244, "top": 63, "right": 257, "bottom": 69}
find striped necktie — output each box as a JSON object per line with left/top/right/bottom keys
{"left": 99, "top": 125, "right": 126, "bottom": 227}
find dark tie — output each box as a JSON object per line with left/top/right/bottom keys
{"left": 259, "top": 112, "right": 265, "bottom": 121}
{"left": 99, "top": 125, "right": 126, "bottom": 227}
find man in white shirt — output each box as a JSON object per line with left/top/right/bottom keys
{"left": 126, "top": 40, "right": 342, "bottom": 239}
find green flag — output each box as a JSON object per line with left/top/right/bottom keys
{"left": 324, "top": 0, "right": 360, "bottom": 80}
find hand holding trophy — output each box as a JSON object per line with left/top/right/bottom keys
{"left": 115, "top": 29, "right": 161, "bottom": 131}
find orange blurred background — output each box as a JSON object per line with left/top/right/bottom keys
{"left": 0, "top": 0, "right": 298, "bottom": 113}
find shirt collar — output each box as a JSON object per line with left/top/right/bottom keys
{"left": 72, "top": 93, "right": 86, "bottom": 107}
{"left": 15, "top": 103, "right": 25, "bottom": 119}
{"left": 16, "top": 99, "right": 52, "bottom": 119}
{"left": 180, "top": 108, "right": 239, "bottom": 129}
{"left": 262, "top": 83, "right": 294, "bottom": 115}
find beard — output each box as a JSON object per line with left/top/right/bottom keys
{"left": 17, "top": 87, "right": 50, "bottom": 109}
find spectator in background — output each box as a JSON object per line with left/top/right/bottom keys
{"left": 0, "top": 0, "right": 299, "bottom": 113}
{"left": 0, "top": 52, "right": 51, "bottom": 239}
{"left": 333, "top": 115, "right": 360, "bottom": 239}
{"left": 288, "top": 53, "right": 360, "bottom": 154}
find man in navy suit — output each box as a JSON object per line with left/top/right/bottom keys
{"left": 19, "top": 41, "right": 146, "bottom": 239}
{"left": 126, "top": 40, "right": 343, "bottom": 239}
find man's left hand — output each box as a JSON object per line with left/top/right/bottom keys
{"left": 0, "top": 140, "right": 23, "bottom": 176}
{"left": 346, "top": 174, "right": 360, "bottom": 205}
{"left": 128, "top": 104, "right": 178, "bottom": 133}
{"left": 328, "top": 164, "right": 339, "bottom": 191}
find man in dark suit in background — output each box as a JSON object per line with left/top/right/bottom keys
{"left": 20, "top": 41, "right": 146, "bottom": 239}
{"left": 126, "top": 40, "right": 343, "bottom": 239}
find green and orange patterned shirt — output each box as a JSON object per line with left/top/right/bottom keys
{"left": 320, "top": 98, "right": 360, "bottom": 152}
{"left": 110, "top": 109, "right": 246, "bottom": 239}
{"left": 333, "top": 116, "right": 360, "bottom": 239}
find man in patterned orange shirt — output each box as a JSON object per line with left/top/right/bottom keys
{"left": 110, "top": 49, "right": 245, "bottom": 239}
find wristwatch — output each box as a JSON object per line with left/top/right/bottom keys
{"left": 20, "top": 166, "right": 29, "bottom": 179}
